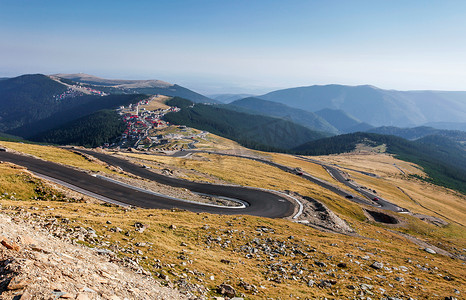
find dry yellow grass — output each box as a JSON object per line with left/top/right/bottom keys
{"left": 119, "top": 150, "right": 466, "bottom": 249}
{"left": 268, "top": 153, "right": 362, "bottom": 194}
{"left": 0, "top": 142, "right": 116, "bottom": 175}
{"left": 140, "top": 95, "right": 171, "bottom": 110}
{"left": 0, "top": 160, "right": 464, "bottom": 299}
{"left": 302, "top": 152, "right": 466, "bottom": 253}
{"left": 194, "top": 133, "right": 246, "bottom": 151}
{"left": 313, "top": 152, "right": 425, "bottom": 178}
{"left": 312, "top": 152, "right": 466, "bottom": 226}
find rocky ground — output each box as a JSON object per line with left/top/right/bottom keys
{"left": 0, "top": 213, "right": 187, "bottom": 300}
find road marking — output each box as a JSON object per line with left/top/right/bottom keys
{"left": 96, "top": 175, "right": 247, "bottom": 209}
{"left": 32, "top": 172, "right": 131, "bottom": 207}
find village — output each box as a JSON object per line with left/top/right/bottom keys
{"left": 110, "top": 96, "right": 207, "bottom": 151}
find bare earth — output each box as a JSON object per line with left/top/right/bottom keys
{"left": 0, "top": 213, "right": 186, "bottom": 300}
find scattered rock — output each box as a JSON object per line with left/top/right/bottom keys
{"left": 75, "top": 294, "right": 90, "bottom": 300}
{"left": 314, "top": 261, "right": 327, "bottom": 267}
{"left": 318, "top": 279, "right": 337, "bottom": 288}
{"left": 7, "top": 277, "right": 30, "bottom": 290}
{"left": 360, "top": 283, "right": 373, "bottom": 290}
{"left": 218, "top": 284, "right": 236, "bottom": 298}
{"left": 424, "top": 247, "right": 436, "bottom": 254}
{"left": 1, "top": 239, "right": 21, "bottom": 251}
{"left": 444, "top": 275, "right": 453, "bottom": 281}
{"left": 134, "top": 222, "right": 147, "bottom": 233}
{"left": 59, "top": 292, "right": 74, "bottom": 298}
{"left": 370, "top": 261, "right": 383, "bottom": 270}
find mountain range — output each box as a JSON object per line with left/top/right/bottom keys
{"left": 209, "top": 93, "right": 255, "bottom": 103}
{"left": 2, "top": 73, "right": 466, "bottom": 143}
{"left": 228, "top": 97, "right": 339, "bottom": 134}
{"left": 256, "top": 84, "right": 466, "bottom": 128}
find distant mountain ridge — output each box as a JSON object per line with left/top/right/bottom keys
{"left": 55, "top": 73, "right": 216, "bottom": 103}
{"left": 368, "top": 126, "right": 466, "bottom": 141}
{"left": 228, "top": 97, "right": 339, "bottom": 134}
{"left": 209, "top": 93, "right": 255, "bottom": 103}
{"left": 314, "top": 108, "right": 373, "bottom": 133}
{"left": 258, "top": 84, "right": 466, "bottom": 128}
{"left": 55, "top": 73, "right": 173, "bottom": 88}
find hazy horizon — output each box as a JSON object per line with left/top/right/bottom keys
{"left": 1, "top": 0, "right": 466, "bottom": 94}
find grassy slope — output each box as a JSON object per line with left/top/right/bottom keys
{"left": 294, "top": 132, "right": 466, "bottom": 195}
{"left": 0, "top": 162, "right": 464, "bottom": 299}
{"left": 0, "top": 141, "right": 464, "bottom": 299}
{"left": 0, "top": 141, "right": 116, "bottom": 175}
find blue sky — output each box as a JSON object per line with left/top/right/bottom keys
{"left": 1, "top": 0, "right": 466, "bottom": 94}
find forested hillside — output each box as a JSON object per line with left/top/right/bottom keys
{"left": 229, "top": 97, "right": 339, "bottom": 134}
{"left": 368, "top": 126, "right": 466, "bottom": 146}
{"left": 32, "top": 110, "right": 125, "bottom": 147}
{"left": 9, "top": 94, "right": 146, "bottom": 138}
{"left": 164, "top": 97, "right": 330, "bottom": 151}
{"left": 0, "top": 74, "right": 69, "bottom": 131}
{"left": 314, "top": 108, "right": 373, "bottom": 133}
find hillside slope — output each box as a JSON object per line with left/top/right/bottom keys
{"left": 229, "top": 97, "right": 339, "bottom": 134}
{"left": 31, "top": 110, "right": 125, "bottom": 147}
{"left": 163, "top": 97, "right": 330, "bottom": 151}
{"left": 314, "top": 108, "right": 373, "bottom": 133}
{"left": 368, "top": 126, "right": 466, "bottom": 145}
{"left": 209, "top": 93, "right": 255, "bottom": 103}
{"left": 259, "top": 85, "right": 466, "bottom": 127}
{"left": 9, "top": 94, "right": 146, "bottom": 138}
{"left": 294, "top": 132, "right": 466, "bottom": 194}
{"left": 0, "top": 74, "right": 69, "bottom": 131}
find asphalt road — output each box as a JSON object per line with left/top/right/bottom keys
{"left": 295, "top": 156, "right": 407, "bottom": 212}
{"left": 0, "top": 150, "right": 294, "bottom": 218}
{"left": 172, "top": 150, "right": 406, "bottom": 212}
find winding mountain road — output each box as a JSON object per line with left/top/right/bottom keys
{"left": 167, "top": 150, "right": 407, "bottom": 213}
{"left": 0, "top": 150, "right": 295, "bottom": 218}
